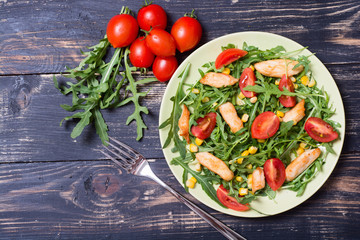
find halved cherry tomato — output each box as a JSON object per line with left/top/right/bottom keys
{"left": 137, "top": 4, "right": 167, "bottom": 31}
{"left": 106, "top": 14, "right": 139, "bottom": 48}
{"left": 239, "top": 67, "right": 257, "bottom": 98}
{"left": 191, "top": 112, "right": 217, "bottom": 140}
{"left": 251, "top": 111, "right": 280, "bottom": 139}
{"left": 129, "top": 37, "right": 155, "bottom": 68}
{"left": 304, "top": 117, "right": 339, "bottom": 142}
{"left": 152, "top": 56, "right": 178, "bottom": 82}
{"left": 215, "top": 48, "right": 248, "bottom": 69}
{"left": 171, "top": 15, "right": 202, "bottom": 53}
{"left": 145, "top": 29, "right": 176, "bottom": 57}
{"left": 278, "top": 74, "right": 296, "bottom": 107}
{"left": 263, "top": 158, "right": 286, "bottom": 191}
{"left": 216, "top": 185, "right": 249, "bottom": 211}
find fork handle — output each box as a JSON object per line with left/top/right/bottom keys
{"left": 142, "top": 165, "right": 246, "bottom": 240}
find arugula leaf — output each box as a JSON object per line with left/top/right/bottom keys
{"left": 159, "top": 63, "right": 191, "bottom": 158}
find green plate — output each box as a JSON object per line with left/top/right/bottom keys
{"left": 159, "top": 31, "right": 345, "bottom": 217}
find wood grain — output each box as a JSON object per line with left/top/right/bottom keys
{"left": 0, "top": 155, "right": 358, "bottom": 239}
{"left": 0, "top": 0, "right": 360, "bottom": 75}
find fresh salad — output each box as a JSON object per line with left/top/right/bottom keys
{"left": 160, "top": 42, "right": 340, "bottom": 213}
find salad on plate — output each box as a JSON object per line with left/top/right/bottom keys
{"left": 160, "top": 34, "right": 342, "bottom": 216}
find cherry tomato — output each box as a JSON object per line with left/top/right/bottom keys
{"left": 171, "top": 16, "right": 202, "bottom": 53}
{"left": 145, "top": 29, "right": 176, "bottom": 57}
{"left": 106, "top": 14, "right": 139, "bottom": 48}
{"left": 279, "top": 74, "right": 296, "bottom": 107}
{"left": 137, "top": 4, "right": 167, "bottom": 31}
{"left": 216, "top": 185, "right": 249, "bottom": 211}
{"left": 304, "top": 117, "right": 339, "bottom": 142}
{"left": 129, "top": 37, "right": 155, "bottom": 68}
{"left": 191, "top": 112, "right": 217, "bottom": 140}
{"left": 251, "top": 111, "right": 280, "bottom": 139}
{"left": 215, "top": 48, "right": 248, "bottom": 69}
{"left": 239, "top": 67, "right": 257, "bottom": 98}
{"left": 152, "top": 56, "right": 178, "bottom": 82}
{"left": 263, "top": 158, "right": 286, "bottom": 191}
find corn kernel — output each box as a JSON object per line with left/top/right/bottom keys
{"left": 241, "top": 150, "right": 250, "bottom": 157}
{"left": 195, "top": 138, "right": 204, "bottom": 146}
{"left": 248, "top": 146, "right": 258, "bottom": 154}
{"left": 250, "top": 65, "right": 255, "bottom": 71}
{"left": 222, "top": 68, "right": 231, "bottom": 75}
{"left": 239, "top": 188, "right": 249, "bottom": 196}
{"left": 297, "top": 147, "right": 305, "bottom": 156}
{"left": 275, "top": 79, "right": 280, "bottom": 85}
{"left": 276, "top": 110, "right": 285, "bottom": 118}
{"left": 195, "top": 163, "right": 202, "bottom": 172}
{"left": 237, "top": 158, "right": 244, "bottom": 164}
{"left": 308, "top": 79, "right": 316, "bottom": 87}
{"left": 290, "top": 76, "right": 296, "bottom": 82}
{"left": 246, "top": 164, "right": 253, "bottom": 169}
{"left": 301, "top": 76, "right": 309, "bottom": 85}
{"left": 212, "top": 102, "right": 218, "bottom": 107}
{"left": 236, "top": 98, "right": 245, "bottom": 106}
{"left": 241, "top": 113, "right": 249, "bottom": 122}
{"left": 189, "top": 144, "right": 198, "bottom": 153}
{"left": 238, "top": 92, "right": 246, "bottom": 99}
{"left": 192, "top": 88, "right": 200, "bottom": 94}
{"left": 247, "top": 174, "right": 253, "bottom": 189}
{"left": 294, "top": 83, "right": 299, "bottom": 89}
{"left": 250, "top": 96, "right": 258, "bottom": 103}
{"left": 202, "top": 97, "right": 210, "bottom": 103}
{"left": 300, "top": 142, "right": 307, "bottom": 149}
{"left": 257, "top": 139, "right": 266, "bottom": 143}
{"left": 236, "top": 176, "right": 243, "bottom": 182}
{"left": 186, "top": 177, "right": 196, "bottom": 188}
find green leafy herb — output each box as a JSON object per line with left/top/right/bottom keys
{"left": 54, "top": 36, "right": 157, "bottom": 144}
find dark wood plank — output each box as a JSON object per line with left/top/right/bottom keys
{"left": 0, "top": 63, "right": 358, "bottom": 162}
{"left": 1, "top": 0, "right": 360, "bottom": 75}
{"left": 0, "top": 154, "right": 358, "bottom": 239}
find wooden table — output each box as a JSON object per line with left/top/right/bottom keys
{"left": 1, "top": 0, "right": 359, "bottom": 239}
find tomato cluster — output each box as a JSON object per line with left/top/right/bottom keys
{"left": 106, "top": 3, "right": 202, "bottom": 82}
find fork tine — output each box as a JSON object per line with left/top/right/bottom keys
{"left": 103, "top": 145, "right": 133, "bottom": 169}
{"left": 109, "top": 136, "right": 141, "bottom": 156}
{"left": 100, "top": 149, "right": 129, "bottom": 170}
{"left": 107, "top": 141, "right": 135, "bottom": 161}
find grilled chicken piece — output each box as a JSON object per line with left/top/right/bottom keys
{"left": 200, "top": 72, "right": 238, "bottom": 88}
{"left": 254, "top": 59, "right": 304, "bottom": 78}
{"left": 285, "top": 148, "right": 321, "bottom": 181}
{"left": 252, "top": 167, "right": 265, "bottom": 193}
{"left": 219, "top": 102, "right": 243, "bottom": 133}
{"left": 282, "top": 99, "right": 306, "bottom": 125}
{"left": 178, "top": 105, "right": 190, "bottom": 143}
{"left": 196, "top": 152, "right": 234, "bottom": 181}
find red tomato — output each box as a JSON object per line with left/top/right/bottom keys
{"left": 171, "top": 16, "right": 202, "bottom": 53}
{"left": 106, "top": 14, "right": 139, "bottom": 48}
{"left": 137, "top": 4, "right": 167, "bottom": 31}
{"left": 216, "top": 185, "right": 249, "bottom": 211}
{"left": 278, "top": 74, "right": 296, "bottom": 107}
{"left": 215, "top": 48, "right": 248, "bottom": 69}
{"left": 152, "top": 56, "right": 178, "bottom": 82}
{"left": 191, "top": 112, "right": 217, "bottom": 140}
{"left": 145, "top": 29, "right": 176, "bottom": 57}
{"left": 304, "top": 117, "right": 339, "bottom": 142}
{"left": 251, "top": 111, "right": 280, "bottom": 139}
{"left": 239, "top": 67, "right": 257, "bottom": 98}
{"left": 264, "top": 158, "right": 286, "bottom": 191}
{"left": 129, "top": 37, "right": 155, "bottom": 68}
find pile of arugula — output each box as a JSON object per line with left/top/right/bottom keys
{"left": 54, "top": 37, "right": 156, "bottom": 144}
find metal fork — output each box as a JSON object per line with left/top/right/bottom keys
{"left": 101, "top": 137, "right": 246, "bottom": 240}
